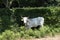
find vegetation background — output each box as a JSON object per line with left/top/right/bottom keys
{"left": 0, "top": 0, "right": 60, "bottom": 40}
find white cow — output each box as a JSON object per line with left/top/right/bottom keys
{"left": 21, "top": 17, "right": 44, "bottom": 29}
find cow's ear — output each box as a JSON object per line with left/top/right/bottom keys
{"left": 21, "top": 19, "right": 23, "bottom": 21}
{"left": 27, "top": 16, "right": 29, "bottom": 18}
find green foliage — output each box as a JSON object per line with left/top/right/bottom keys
{"left": 0, "top": 26, "right": 60, "bottom": 39}
{"left": 0, "top": 7, "right": 60, "bottom": 32}
{"left": 14, "top": 7, "right": 60, "bottom": 27}
{"left": 0, "top": 30, "right": 21, "bottom": 40}
{"left": 0, "top": 7, "right": 60, "bottom": 39}
{"left": 1, "top": 0, "right": 60, "bottom": 8}
{"left": 0, "top": 8, "right": 12, "bottom": 32}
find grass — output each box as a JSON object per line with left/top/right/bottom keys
{"left": 0, "top": 25, "right": 60, "bottom": 40}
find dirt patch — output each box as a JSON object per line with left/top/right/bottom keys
{"left": 18, "top": 35, "right": 60, "bottom": 40}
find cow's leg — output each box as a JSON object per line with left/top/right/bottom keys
{"left": 41, "top": 25, "right": 43, "bottom": 27}
{"left": 25, "top": 25, "right": 28, "bottom": 30}
{"left": 40, "top": 21, "right": 44, "bottom": 27}
{"left": 25, "top": 26, "right": 31, "bottom": 30}
{"left": 26, "top": 27, "right": 30, "bottom": 29}
{"left": 40, "top": 24, "right": 43, "bottom": 27}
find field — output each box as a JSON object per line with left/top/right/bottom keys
{"left": 0, "top": 7, "right": 60, "bottom": 40}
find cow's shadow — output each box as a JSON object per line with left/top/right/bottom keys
{"left": 31, "top": 25, "right": 41, "bottom": 30}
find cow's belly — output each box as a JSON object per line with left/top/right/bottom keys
{"left": 30, "top": 22, "right": 40, "bottom": 27}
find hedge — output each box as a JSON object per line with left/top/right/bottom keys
{"left": 14, "top": 7, "right": 60, "bottom": 27}
{"left": 0, "top": 7, "right": 60, "bottom": 32}
{"left": 0, "top": 8, "right": 12, "bottom": 32}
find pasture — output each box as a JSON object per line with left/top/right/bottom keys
{"left": 0, "top": 7, "right": 60, "bottom": 40}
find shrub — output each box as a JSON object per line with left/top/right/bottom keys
{"left": 0, "top": 7, "right": 60, "bottom": 39}
{"left": 14, "top": 7, "right": 60, "bottom": 27}
{"left": 0, "top": 8, "right": 12, "bottom": 32}
{"left": 0, "top": 30, "right": 21, "bottom": 40}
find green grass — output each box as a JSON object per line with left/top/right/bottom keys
{"left": 0, "top": 25, "right": 60, "bottom": 40}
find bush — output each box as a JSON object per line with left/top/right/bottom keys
{"left": 0, "top": 30, "right": 21, "bottom": 40}
{"left": 0, "top": 8, "right": 12, "bottom": 32}
{"left": 14, "top": 7, "right": 60, "bottom": 27}
{"left": 0, "top": 7, "right": 60, "bottom": 39}
{"left": 0, "top": 7, "right": 60, "bottom": 32}
{"left": 0, "top": 25, "right": 60, "bottom": 39}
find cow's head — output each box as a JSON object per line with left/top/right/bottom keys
{"left": 21, "top": 17, "right": 28, "bottom": 23}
